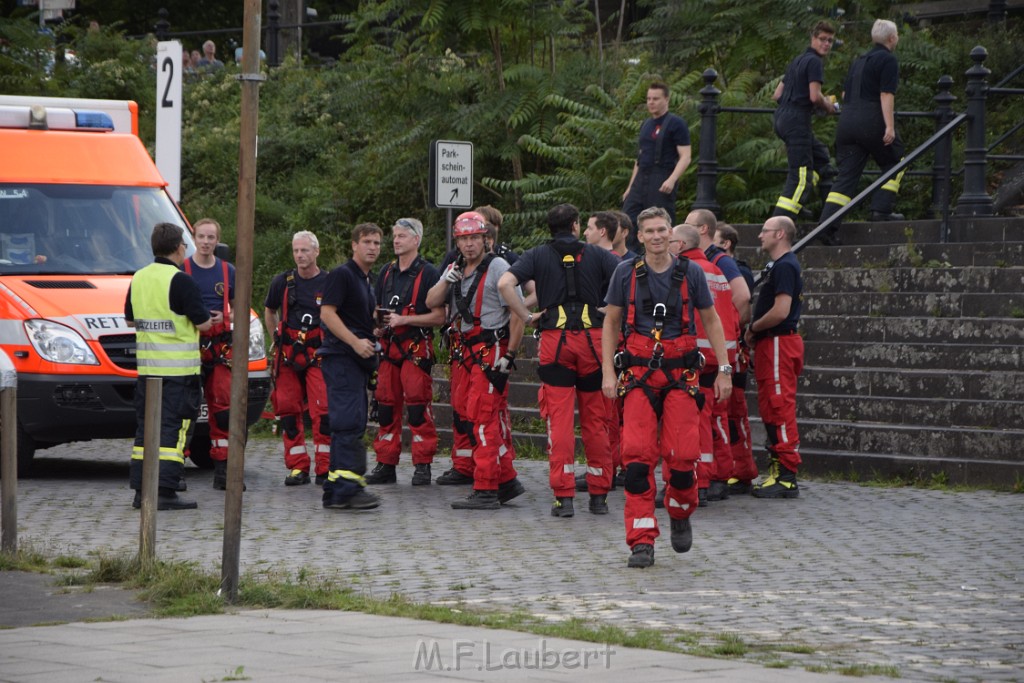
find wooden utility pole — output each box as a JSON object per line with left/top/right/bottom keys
{"left": 221, "top": 0, "right": 263, "bottom": 603}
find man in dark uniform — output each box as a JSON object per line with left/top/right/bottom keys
{"left": 622, "top": 82, "right": 691, "bottom": 250}
{"left": 744, "top": 216, "right": 804, "bottom": 499}
{"left": 126, "top": 223, "right": 214, "bottom": 510}
{"left": 818, "top": 19, "right": 904, "bottom": 245}
{"left": 319, "top": 223, "right": 384, "bottom": 510}
{"left": 499, "top": 204, "right": 621, "bottom": 518}
{"left": 772, "top": 20, "right": 838, "bottom": 221}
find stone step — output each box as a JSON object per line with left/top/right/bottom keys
{"left": 733, "top": 216, "right": 1024, "bottom": 247}
{"left": 801, "top": 315, "right": 1024, "bottom": 345}
{"left": 792, "top": 366, "right": 1024, "bottom": 402}
{"left": 801, "top": 266, "right": 1024, "bottom": 294}
{"left": 739, "top": 242, "right": 1024, "bottom": 272}
{"left": 791, "top": 392, "right": 1024, "bottom": 429}
{"left": 793, "top": 447, "right": 1019, "bottom": 488}
{"left": 801, "top": 339, "right": 1023, "bottom": 371}
{"left": 804, "top": 290, "right": 1024, "bottom": 318}
{"left": 795, "top": 418, "right": 1024, "bottom": 464}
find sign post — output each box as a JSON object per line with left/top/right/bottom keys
{"left": 155, "top": 41, "right": 183, "bottom": 202}
{"left": 429, "top": 140, "right": 473, "bottom": 253}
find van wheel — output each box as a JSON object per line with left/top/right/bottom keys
{"left": 187, "top": 432, "right": 214, "bottom": 469}
{"left": 0, "top": 421, "right": 35, "bottom": 478}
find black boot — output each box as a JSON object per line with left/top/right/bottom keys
{"left": 213, "top": 460, "right": 227, "bottom": 490}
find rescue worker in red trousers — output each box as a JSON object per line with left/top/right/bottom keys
{"left": 602, "top": 207, "right": 731, "bottom": 569}
{"left": 687, "top": 209, "right": 751, "bottom": 500}
{"left": 426, "top": 212, "right": 526, "bottom": 510}
{"left": 264, "top": 231, "right": 330, "bottom": 487}
{"left": 364, "top": 218, "right": 444, "bottom": 486}
{"left": 712, "top": 224, "right": 759, "bottom": 492}
{"left": 670, "top": 223, "right": 739, "bottom": 506}
{"left": 319, "top": 223, "right": 385, "bottom": 511}
{"left": 126, "top": 223, "right": 213, "bottom": 510}
{"left": 183, "top": 218, "right": 236, "bottom": 490}
{"left": 744, "top": 216, "right": 804, "bottom": 498}
{"left": 499, "top": 204, "right": 620, "bottom": 518}
{"left": 771, "top": 20, "right": 838, "bottom": 222}
{"left": 574, "top": 210, "right": 631, "bottom": 492}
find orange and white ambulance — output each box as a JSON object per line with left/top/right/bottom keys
{"left": 0, "top": 95, "right": 270, "bottom": 475}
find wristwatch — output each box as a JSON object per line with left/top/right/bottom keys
{"left": 526, "top": 313, "right": 534, "bottom": 325}
{"left": 718, "top": 364, "right": 733, "bottom": 376}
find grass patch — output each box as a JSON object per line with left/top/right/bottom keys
{"left": 0, "top": 545, "right": 54, "bottom": 573}
{"left": 512, "top": 437, "right": 547, "bottom": 461}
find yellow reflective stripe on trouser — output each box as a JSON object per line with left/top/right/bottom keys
{"left": 881, "top": 164, "right": 906, "bottom": 193}
{"left": 129, "top": 417, "right": 190, "bottom": 465}
{"left": 327, "top": 469, "right": 367, "bottom": 487}
{"left": 825, "top": 191, "right": 851, "bottom": 207}
{"left": 776, "top": 166, "right": 808, "bottom": 213}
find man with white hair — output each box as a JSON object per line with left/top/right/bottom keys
{"left": 264, "top": 231, "right": 330, "bottom": 486}
{"left": 817, "top": 19, "right": 905, "bottom": 245}
{"left": 365, "top": 218, "right": 444, "bottom": 486}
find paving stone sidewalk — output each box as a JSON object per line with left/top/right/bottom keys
{"left": 7, "top": 439, "right": 1024, "bottom": 682}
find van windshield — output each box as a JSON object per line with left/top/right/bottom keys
{"left": 0, "top": 184, "right": 195, "bottom": 275}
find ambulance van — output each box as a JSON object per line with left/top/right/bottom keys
{"left": 0, "top": 95, "right": 270, "bottom": 475}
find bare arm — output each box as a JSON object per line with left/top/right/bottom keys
{"left": 748, "top": 293, "right": 792, "bottom": 334}
{"left": 772, "top": 79, "right": 784, "bottom": 102}
{"left": 425, "top": 276, "right": 452, "bottom": 310}
{"left": 809, "top": 80, "right": 832, "bottom": 114}
{"left": 264, "top": 307, "right": 279, "bottom": 340}
{"left": 660, "top": 145, "right": 691, "bottom": 194}
{"left": 320, "top": 304, "right": 376, "bottom": 358}
{"left": 601, "top": 305, "right": 624, "bottom": 399}
{"left": 697, "top": 305, "right": 733, "bottom": 403}
{"left": 622, "top": 160, "right": 640, "bottom": 201}
{"left": 728, "top": 275, "right": 752, "bottom": 327}
{"left": 385, "top": 305, "right": 445, "bottom": 329}
{"left": 498, "top": 271, "right": 534, "bottom": 323}
{"left": 880, "top": 92, "right": 896, "bottom": 145}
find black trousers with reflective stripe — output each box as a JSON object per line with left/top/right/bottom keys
{"left": 130, "top": 374, "right": 202, "bottom": 491}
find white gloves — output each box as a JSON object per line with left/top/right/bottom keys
{"left": 443, "top": 263, "right": 463, "bottom": 284}
{"left": 494, "top": 352, "right": 516, "bottom": 374}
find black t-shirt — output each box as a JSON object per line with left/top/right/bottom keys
{"left": 319, "top": 259, "right": 375, "bottom": 356}
{"left": 636, "top": 112, "right": 691, "bottom": 170}
{"left": 778, "top": 47, "right": 825, "bottom": 110}
{"left": 264, "top": 268, "right": 329, "bottom": 329}
{"left": 752, "top": 251, "right": 802, "bottom": 334}
{"left": 375, "top": 256, "right": 440, "bottom": 315}
{"left": 843, "top": 44, "right": 899, "bottom": 106}
{"left": 508, "top": 234, "right": 620, "bottom": 328}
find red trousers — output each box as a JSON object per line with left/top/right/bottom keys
{"left": 620, "top": 336, "right": 701, "bottom": 548}
{"left": 271, "top": 363, "right": 329, "bottom": 475}
{"left": 201, "top": 362, "right": 231, "bottom": 462}
{"left": 449, "top": 355, "right": 476, "bottom": 476}
{"left": 464, "top": 342, "right": 517, "bottom": 491}
{"left": 372, "top": 338, "right": 437, "bottom": 465}
{"left": 728, "top": 371, "right": 758, "bottom": 481}
{"left": 753, "top": 333, "right": 805, "bottom": 471}
{"left": 538, "top": 329, "right": 612, "bottom": 497}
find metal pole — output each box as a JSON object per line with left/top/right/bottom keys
{"left": 446, "top": 208, "right": 453, "bottom": 254}
{"left": 930, "top": 76, "right": 956, "bottom": 237}
{"left": 221, "top": 0, "right": 264, "bottom": 604}
{"left": 267, "top": 0, "right": 281, "bottom": 68}
{"left": 139, "top": 377, "right": 162, "bottom": 563}
{"left": 155, "top": 8, "right": 170, "bottom": 42}
{"left": 1, "top": 352, "right": 18, "bottom": 555}
{"left": 955, "top": 46, "right": 995, "bottom": 217}
{"left": 693, "top": 68, "right": 722, "bottom": 217}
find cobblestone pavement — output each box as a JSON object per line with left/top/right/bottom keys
{"left": 11, "top": 439, "right": 1024, "bottom": 682}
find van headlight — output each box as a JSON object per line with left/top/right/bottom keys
{"left": 249, "top": 315, "right": 266, "bottom": 361}
{"left": 25, "top": 320, "right": 99, "bottom": 365}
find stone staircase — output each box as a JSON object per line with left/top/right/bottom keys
{"left": 736, "top": 216, "right": 1024, "bottom": 487}
{"left": 425, "top": 216, "right": 1024, "bottom": 488}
